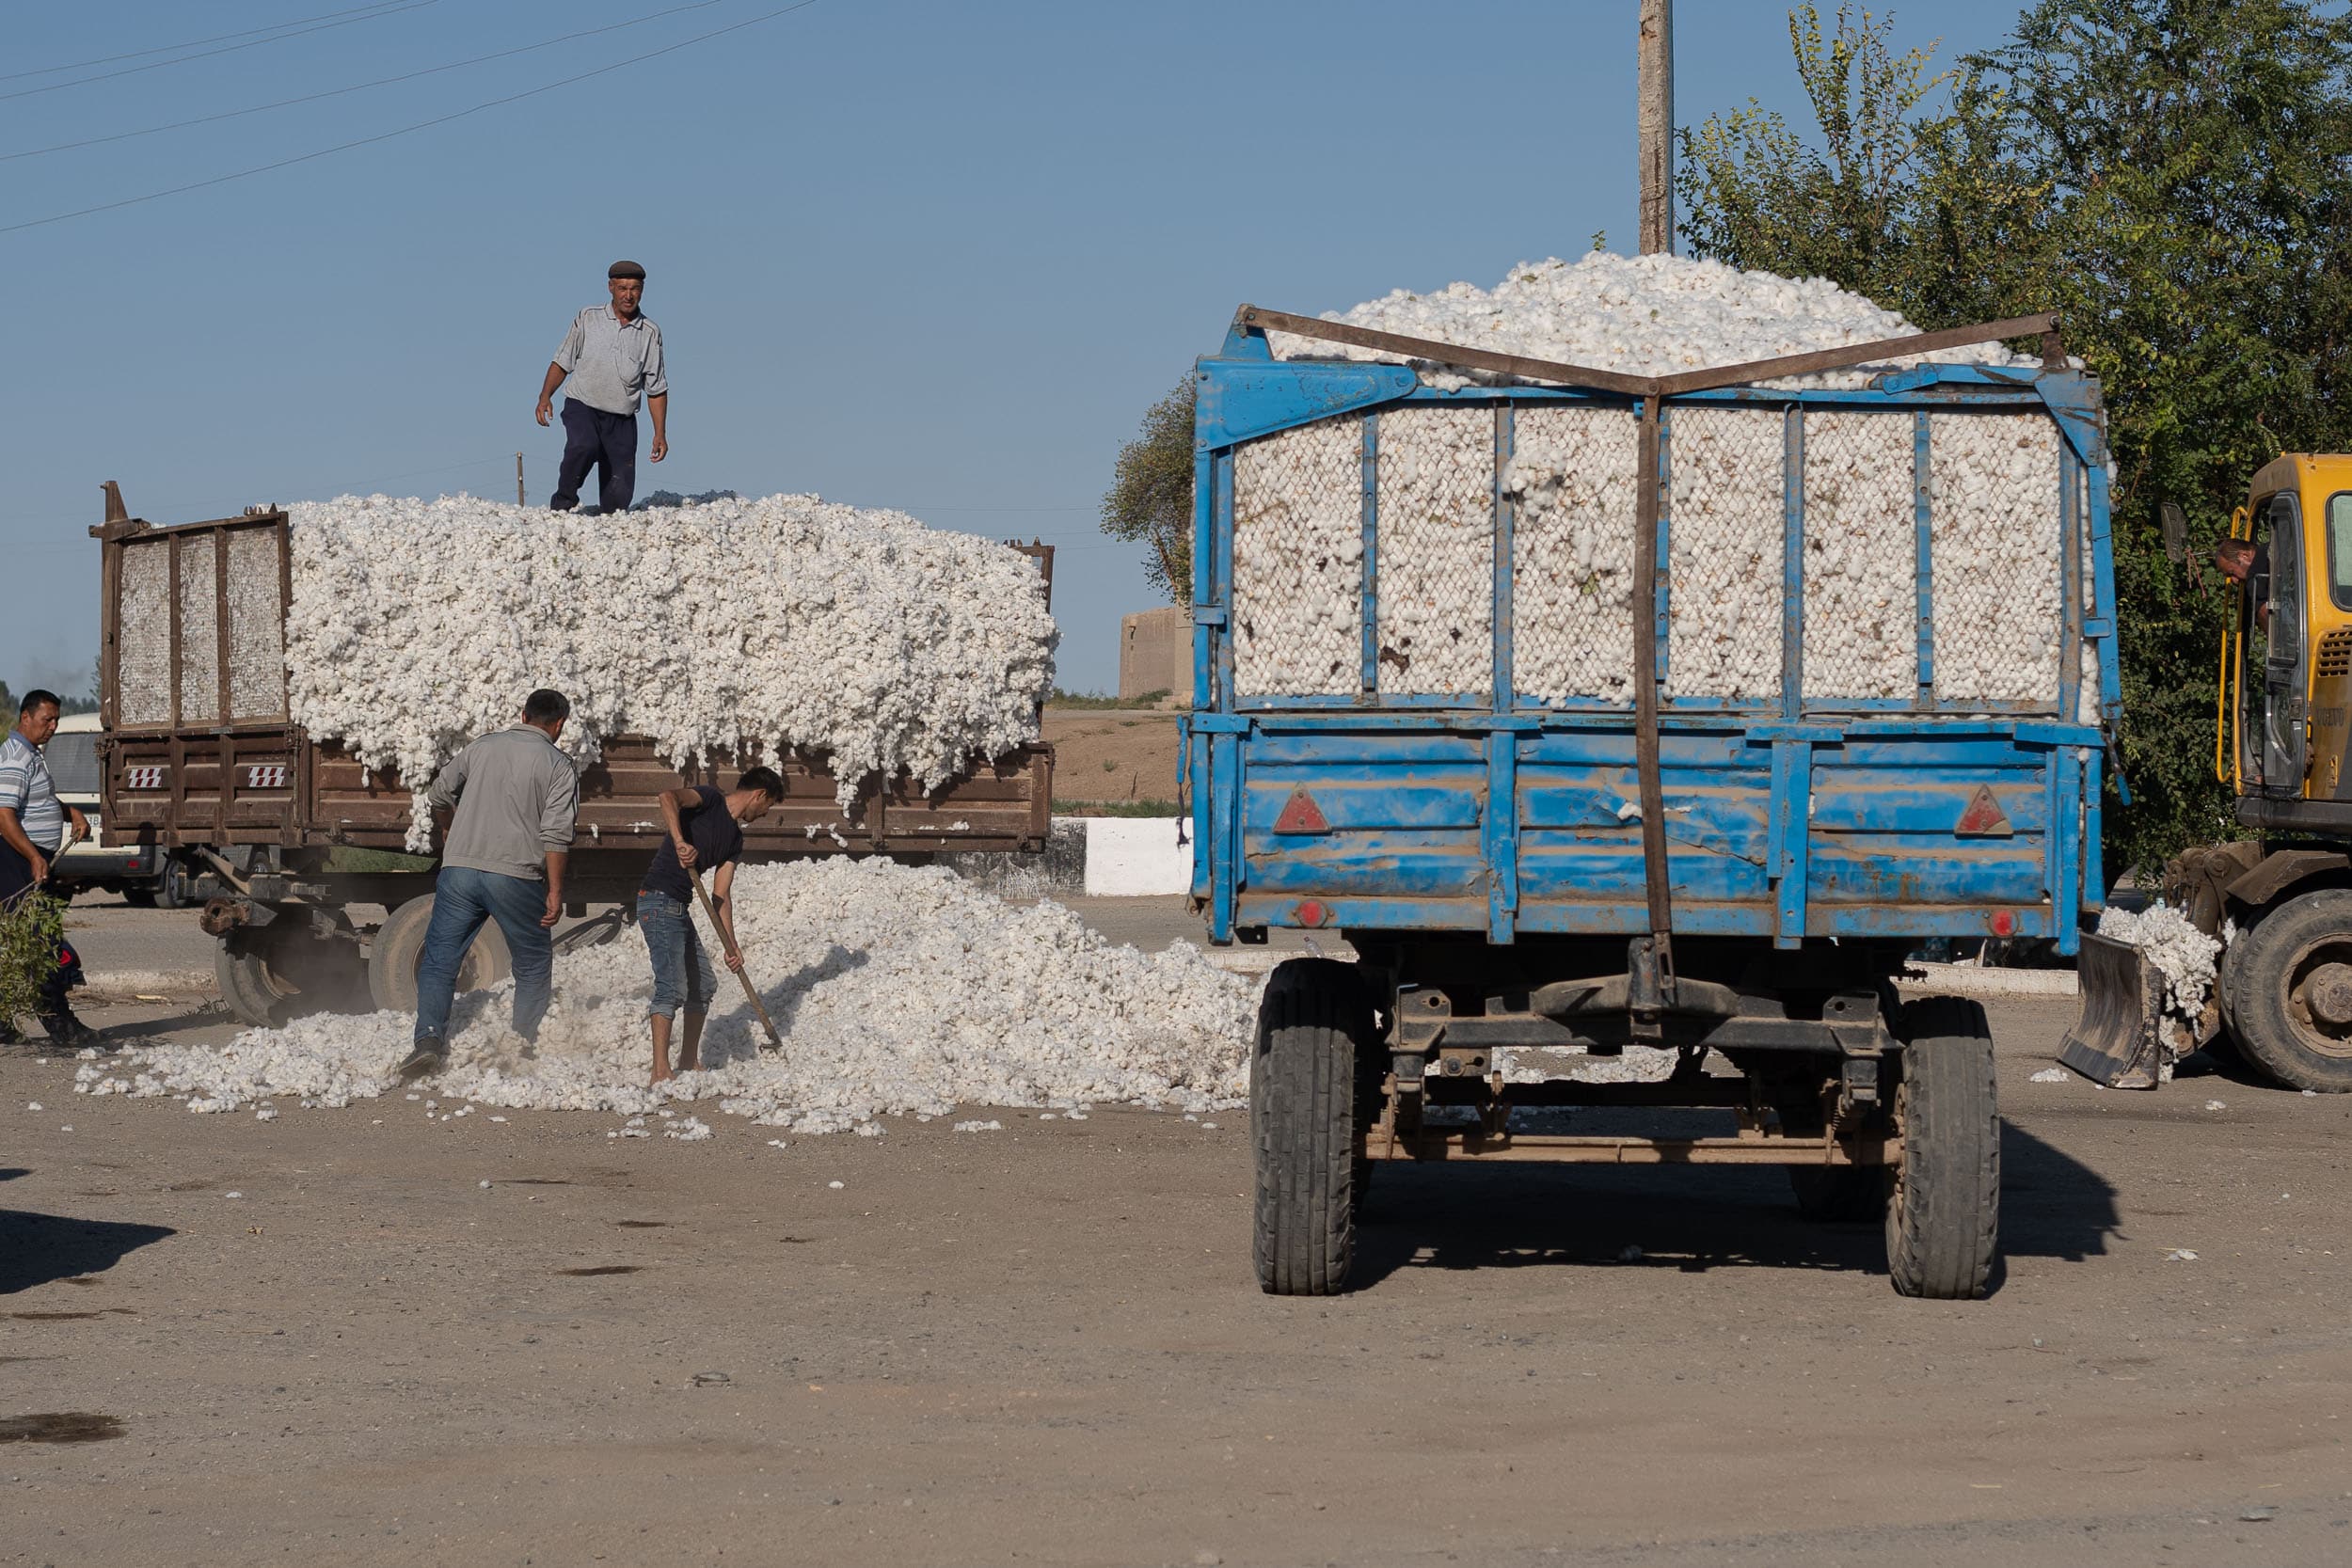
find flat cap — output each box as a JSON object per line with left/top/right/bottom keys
{"left": 608, "top": 259, "right": 646, "bottom": 280}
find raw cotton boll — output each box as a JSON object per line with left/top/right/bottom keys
{"left": 82, "top": 861, "right": 1259, "bottom": 1131}
{"left": 1232, "top": 255, "right": 2074, "bottom": 706}
{"left": 1802, "top": 411, "right": 1916, "bottom": 699}
{"left": 1375, "top": 407, "right": 1494, "bottom": 696}
{"left": 1931, "top": 415, "right": 2063, "bottom": 704}
{"left": 2096, "top": 903, "right": 2220, "bottom": 1024}
{"left": 1232, "top": 420, "right": 1363, "bottom": 696}
{"left": 1509, "top": 406, "right": 1637, "bottom": 704}
{"left": 1268, "top": 253, "right": 2040, "bottom": 390}
{"left": 281, "top": 494, "right": 1057, "bottom": 847}
{"left": 1664, "top": 408, "right": 1783, "bottom": 701}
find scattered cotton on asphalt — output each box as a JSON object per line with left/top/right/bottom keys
{"left": 280, "top": 494, "right": 1057, "bottom": 845}
{"left": 79, "top": 861, "right": 1257, "bottom": 1132}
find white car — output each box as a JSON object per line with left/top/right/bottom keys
{"left": 45, "top": 713, "right": 197, "bottom": 908}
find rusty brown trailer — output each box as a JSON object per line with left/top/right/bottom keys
{"left": 87, "top": 485, "right": 1058, "bottom": 1024}
{"left": 89, "top": 492, "right": 1055, "bottom": 863}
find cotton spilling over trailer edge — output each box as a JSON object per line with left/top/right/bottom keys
{"left": 88, "top": 483, "right": 1057, "bottom": 1026}
{"left": 1186, "top": 292, "right": 2118, "bottom": 1300}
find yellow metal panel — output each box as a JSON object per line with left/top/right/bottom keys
{"left": 2296, "top": 456, "right": 2352, "bottom": 799}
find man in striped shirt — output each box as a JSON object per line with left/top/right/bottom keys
{"left": 0, "top": 689, "right": 93, "bottom": 1044}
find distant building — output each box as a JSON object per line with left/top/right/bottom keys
{"left": 1119, "top": 607, "right": 1186, "bottom": 703}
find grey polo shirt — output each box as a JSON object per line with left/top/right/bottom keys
{"left": 0, "top": 731, "right": 65, "bottom": 854}
{"left": 426, "top": 725, "right": 580, "bottom": 882}
{"left": 553, "top": 305, "right": 667, "bottom": 418}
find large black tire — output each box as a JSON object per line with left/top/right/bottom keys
{"left": 1252, "top": 958, "right": 1375, "bottom": 1296}
{"left": 367, "top": 892, "right": 512, "bottom": 1014}
{"left": 1885, "top": 996, "right": 2000, "bottom": 1300}
{"left": 215, "top": 940, "right": 286, "bottom": 1027}
{"left": 149, "top": 858, "right": 196, "bottom": 911}
{"left": 2217, "top": 891, "right": 2352, "bottom": 1093}
{"left": 214, "top": 924, "right": 369, "bottom": 1028}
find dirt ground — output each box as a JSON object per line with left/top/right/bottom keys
{"left": 1042, "top": 708, "right": 1182, "bottom": 805}
{"left": 6, "top": 908, "right": 2352, "bottom": 1567}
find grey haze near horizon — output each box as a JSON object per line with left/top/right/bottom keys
{"left": 2, "top": 0, "right": 2022, "bottom": 702}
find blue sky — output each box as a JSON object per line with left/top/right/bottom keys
{"left": 1, "top": 0, "right": 2025, "bottom": 701}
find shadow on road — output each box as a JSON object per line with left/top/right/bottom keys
{"left": 0, "top": 1209, "right": 175, "bottom": 1295}
{"left": 1349, "top": 1119, "right": 2117, "bottom": 1295}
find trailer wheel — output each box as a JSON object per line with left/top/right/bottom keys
{"left": 149, "top": 858, "right": 196, "bottom": 911}
{"left": 367, "top": 893, "right": 512, "bottom": 1014}
{"left": 1885, "top": 996, "right": 2000, "bottom": 1300}
{"left": 2217, "top": 890, "right": 2352, "bottom": 1093}
{"left": 215, "top": 926, "right": 370, "bottom": 1028}
{"left": 1253, "top": 958, "right": 1375, "bottom": 1296}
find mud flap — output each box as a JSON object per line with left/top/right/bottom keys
{"left": 2058, "top": 931, "right": 2177, "bottom": 1089}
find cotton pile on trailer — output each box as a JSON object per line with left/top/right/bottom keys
{"left": 1232, "top": 252, "right": 2072, "bottom": 706}
{"left": 279, "top": 494, "right": 1057, "bottom": 845}
{"left": 74, "top": 861, "right": 1258, "bottom": 1130}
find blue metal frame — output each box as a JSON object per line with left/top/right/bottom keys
{"left": 1189, "top": 325, "right": 2121, "bottom": 953}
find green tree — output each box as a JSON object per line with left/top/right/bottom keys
{"left": 1680, "top": 0, "right": 2352, "bottom": 879}
{"left": 1100, "top": 375, "right": 1197, "bottom": 603}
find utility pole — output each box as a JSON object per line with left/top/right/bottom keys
{"left": 516, "top": 452, "right": 526, "bottom": 506}
{"left": 1638, "top": 0, "right": 1674, "bottom": 255}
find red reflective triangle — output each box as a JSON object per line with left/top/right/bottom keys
{"left": 1274, "top": 787, "right": 1331, "bottom": 834}
{"left": 1956, "top": 784, "right": 2012, "bottom": 836}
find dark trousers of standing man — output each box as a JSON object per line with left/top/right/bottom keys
{"left": 550, "top": 398, "right": 638, "bottom": 513}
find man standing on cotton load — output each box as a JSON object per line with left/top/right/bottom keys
{"left": 536, "top": 260, "right": 667, "bottom": 514}
{"left": 639, "top": 768, "right": 783, "bottom": 1085}
{"left": 396, "top": 689, "right": 580, "bottom": 1084}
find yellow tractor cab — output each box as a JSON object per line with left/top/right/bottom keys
{"left": 2068, "top": 454, "right": 2352, "bottom": 1094}
{"left": 2224, "top": 453, "right": 2352, "bottom": 821}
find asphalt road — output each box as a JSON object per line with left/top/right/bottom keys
{"left": 4, "top": 911, "right": 2350, "bottom": 1566}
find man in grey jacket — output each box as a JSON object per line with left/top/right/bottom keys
{"left": 397, "top": 689, "right": 581, "bottom": 1083}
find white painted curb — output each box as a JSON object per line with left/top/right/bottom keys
{"left": 1081, "top": 816, "right": 1193, "bottom": 896}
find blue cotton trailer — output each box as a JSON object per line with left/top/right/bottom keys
{"left": 1182, "top": 306, "right": 2121, "bottom": 1299}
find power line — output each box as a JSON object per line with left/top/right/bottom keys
{"left": 3, "top": 0, "right": 731, "bottom": 165}
{"left": 0, "top": 2, "right": 820, "bottom": 239}
{"left": 0, "top": 0, "right": 441, "bottom": 104}
{"left": 0, "top": 2, "right": 422, "bottom": 83}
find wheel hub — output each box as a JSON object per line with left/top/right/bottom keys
{"left": 2305, "top": 963, "right": 2352, "bottom": 1028}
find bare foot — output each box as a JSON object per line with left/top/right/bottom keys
{"left": 649, "top": 1059, "right": 673, "bottom": 1086}
{"left": 675, "top": 1052, "right": 699, "bottom": 1074}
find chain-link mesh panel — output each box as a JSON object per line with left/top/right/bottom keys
{"left": 1929, "top": 413, "right": 2062, "bottom": 706}
{"left": 1232, "top": 417, "right": 1364, "bottom": 697}
{"left": 178, "top": 531, "right": 220, "bottom": 724}
{"left": 1665, "top": 408, "right": 1785, "bottom": 700}
{"left": 1376, "top": 406, "right": 1495, "bottom": 696}
{"left": 117, "top": 539, "right": 171, "bottom": 726}
{"left": 1509, "top": 406, "right": 1638, "bottom": 704}
{"left": 1802, "top": 411, "right": 1916, "bottom": 700}
{"left": 227, "top": 526, "right": 287, "bottom": 721}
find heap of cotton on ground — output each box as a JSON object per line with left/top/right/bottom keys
{"left": 282, "top": 494, "right": 1057, "bottom": 845}
{"left": 77, "top": 861, "right": 1256, "bottom": 1132}
{"left": 1232, "top": 253, "right": 2067, "bottom": 707}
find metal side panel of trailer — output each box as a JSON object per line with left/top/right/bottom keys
{"left": 1182, "top": 334, "right": 2121, "bottom": 949}
{"left": 90, "top": 499, "right": 1056, "bottom": 859}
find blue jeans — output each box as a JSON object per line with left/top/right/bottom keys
{"left": 637, "top": 890, "right": 715, "bottom": 1020}
{"left": 413, "top": 865, "right": 554, "bottom": 1044}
